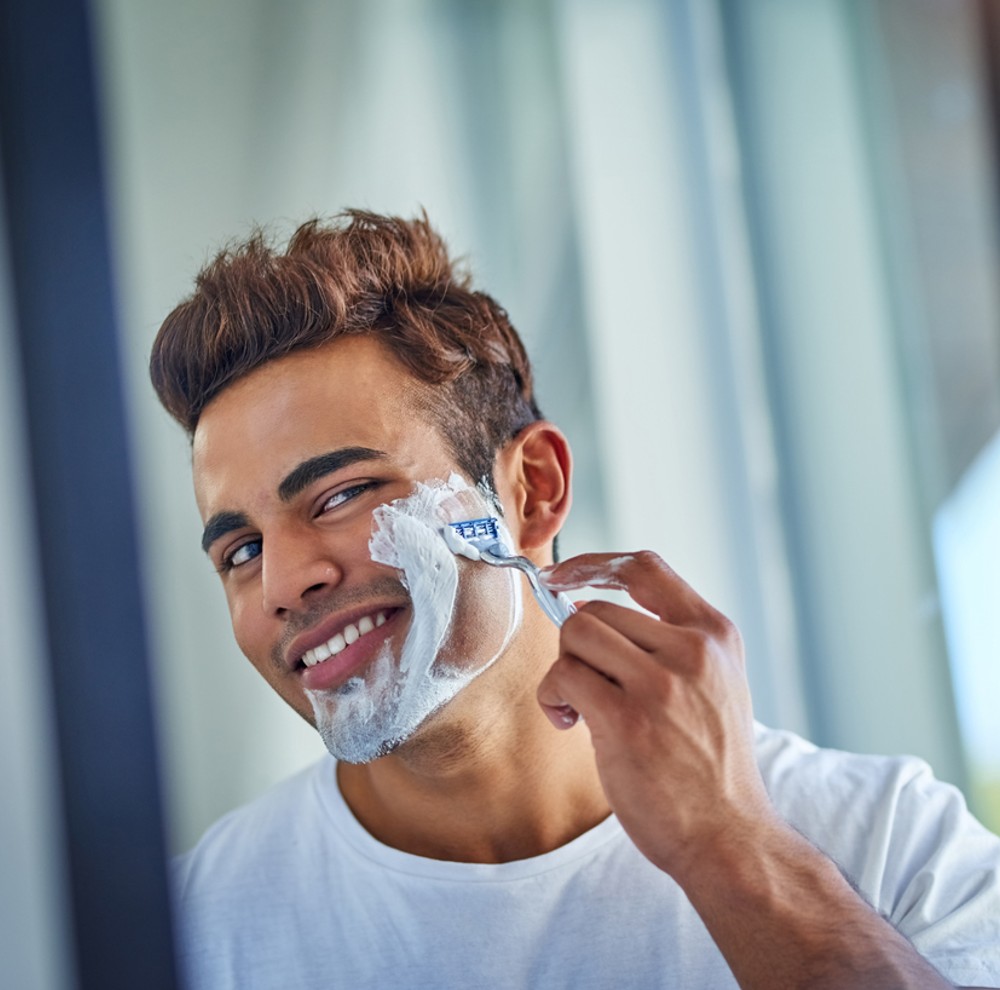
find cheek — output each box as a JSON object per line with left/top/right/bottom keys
{"left": 228, "top": 596, "right": 312, "bottom": 717}
{"left": 228, "top": 595, "right": 272, "bottom": 672}
{"left": 443, "top": 558, "right": 519, "bottom": 661}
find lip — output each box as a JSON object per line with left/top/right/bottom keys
{"left": 287, "top": 604, "right": 406, "bottom": 692}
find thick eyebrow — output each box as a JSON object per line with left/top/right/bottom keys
{"left": 200, "top": 447, "right": 388, "bottom": 555}
{"left": 201, "top": 510, "right": 250, "bottom": 554}
{"left": 277, "top": 446, "right": 388, "bottom": 503}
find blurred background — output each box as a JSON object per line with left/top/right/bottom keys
{"left": 3, "top": 0, "right": 999, "bottom": 986}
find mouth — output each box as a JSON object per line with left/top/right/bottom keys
{"left": 290, "top": 605, "right": 406, "bottom": 692}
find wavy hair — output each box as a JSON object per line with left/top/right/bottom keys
{"left": 150, "top": 210, "right": 542, "bottom": 486}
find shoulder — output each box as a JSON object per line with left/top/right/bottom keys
{"left": 751, "top": 722, "right": 979, "bottom": 846}
{"left": 753, "top": 722, "right": 1000, "bottom": 981}
{"left": 753, "top": 722, "right": 937, "bottom": 817}
{"left": 171, "top": 757, "right": 356, "bottom": 988}
{"left": 173, "top": 756, "right": 336, "bottom": 901}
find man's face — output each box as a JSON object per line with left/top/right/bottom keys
{"left": 192, "top": 336, "right": 521, "bottom": 762}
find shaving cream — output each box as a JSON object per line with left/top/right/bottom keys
{"left": 306, "top": 474, "right": 522, "bottom": 763}
{"left": 441, "top": 523, "right": 482, "bottom": 560}
{"left": 540, "top": 554, "right": 638, "bottom": 592}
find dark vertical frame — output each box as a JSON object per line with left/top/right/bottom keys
{"left": 0, "top": 0, "right": 179, "bottom": 986}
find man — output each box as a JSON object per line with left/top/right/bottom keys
{"left": 153, "top": 211, "right": 1000, "bottom": 988}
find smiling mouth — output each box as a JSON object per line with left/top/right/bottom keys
{"left": 297, "top": 609, "right": 394, "bottom": 670}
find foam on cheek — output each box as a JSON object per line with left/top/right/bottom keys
{"left": 306, "top": 474, "right": 520, "bottom": 764}
{"left": 370, "top": 492, "right": 459, "bottom": 689}
{"left": 370, "top": 472, "right": 521, "bottom": 726}
{"left": 441, "top": 524, "right": 481, "bottom": 561}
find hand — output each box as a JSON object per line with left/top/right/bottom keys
{"left": 538, "top": 553, "right": 960, "bottom": 987}
{"left": 536, "top": 551, "right": 780, "bottom": 881}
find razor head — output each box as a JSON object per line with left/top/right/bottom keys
{"left": 448, "top": 517, "right": 500, "bottom": 542}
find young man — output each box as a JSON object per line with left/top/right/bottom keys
{"left": 152, "top": 211, "right": 1000, "bottom": 989}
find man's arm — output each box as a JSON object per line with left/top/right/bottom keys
{"left": 536, "top": 551, "right": 992, "bottom": 990}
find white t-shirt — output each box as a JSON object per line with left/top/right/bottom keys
{"left": 174, "top": 725, "right": 1000, "bottom": 988}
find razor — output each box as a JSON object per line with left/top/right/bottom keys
{"left": 443, "top": 517, "right": 575, "bottom": 627}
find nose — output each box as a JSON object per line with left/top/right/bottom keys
{"left": 260, "top": 525, "right": 344, "bottom": 617}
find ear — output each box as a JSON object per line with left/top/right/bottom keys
{"left": 495, "top": 421, "right": 572, "bottom": 561}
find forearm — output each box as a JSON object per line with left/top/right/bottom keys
{"left": 674, "top": 818, "right": 952, "bottom": 990}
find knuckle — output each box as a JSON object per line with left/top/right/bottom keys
{"left": 705, "top": 609, "right": 738, "bottom": 642}
{"left": 681, "top": 627, "right": 714, "bottom": 673}
{"left": 631, "top": 549, "right": 667, "bottom": 572}
{"left": 702, "top": 611, "right": 745, "bottom": 664}
{"left": 548, "top": 654, "right": 582, "bottom": 686}
{"left": 719, "top": 615, "right": 744, "bottom": 653}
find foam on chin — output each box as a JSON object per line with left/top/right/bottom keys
{"left": 306, "top": 474, "right": 521, "bottom": 763}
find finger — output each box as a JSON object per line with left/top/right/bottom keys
{"left": 567, "top": 600, "right": 667, "bottom": 654}
{"left": 567, "top": 603, "right": 731, "bottom": 683}
{"left": 559, "top": 606, "right": 653, "bottom": 686}
{"left": 536, "top": 656, "right": 582, "bottom": 730}
{"left": 537, "top": 652, "right": 621, "bottom": 731}
{"left": 539, "top": 702, "right": 580, "bottom": 730}
{"left": 542, "top": 551, "right": 710, "bottom": 626}
{"left": 540, "top": 553, "right": 633, "bottom": 591}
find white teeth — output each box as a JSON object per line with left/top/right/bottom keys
{"left": 300, "top": 611, "right": 390, "bottom": 668}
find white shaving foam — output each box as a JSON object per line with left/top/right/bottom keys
{"left": 306, "top": 474, "right": 521, "bottom": 763}
{"left": 590, "top": 555, "right": 637, "bottom": 590}
{"left": 540, "top": 554, "right": 638, "bottom": 592}
{"left": 441, "top": 524, "right": 482, "bottom": 560}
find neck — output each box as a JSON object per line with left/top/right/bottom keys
{"left": 336, "top": 628, "right": 611, "bottom": 863}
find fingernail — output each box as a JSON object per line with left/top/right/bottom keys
{"left": 555, "top": 704, "right": 578, "bottom": 728}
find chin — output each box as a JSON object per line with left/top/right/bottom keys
{"left": 330, "top": 736, "right": 405, "bottom": 765}
{"left": 326, "top": 694, "right": 480, "bottom": 766}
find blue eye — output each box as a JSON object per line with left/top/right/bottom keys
{"left": 221, "top": 539, "right": 261, "bottom": 572}
{"left": 320, "top": 481, "right": 378, "bottom": 514}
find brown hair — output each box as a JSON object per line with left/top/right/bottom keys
{"left": 149, "top": 210, "right": 542, "bottom": 487}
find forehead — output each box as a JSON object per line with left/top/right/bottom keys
{"left": 191, "top": 336, "right": 441, "bottom": 511}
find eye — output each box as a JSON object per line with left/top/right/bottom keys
{"left": 218, "top": 539, "right": 261, "bottom": 573}
{"left": 318, "top": 481, "right": 379, "bottom": 515}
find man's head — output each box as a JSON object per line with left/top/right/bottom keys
{"left": 151, "top": 211, "right": 571, "bottom": 763}
{"left": 150, "top": 210, "right": 542, "bottom": 493}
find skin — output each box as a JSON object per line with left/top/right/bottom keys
{"left": 537, "top": 556, "right": 979, "bottom": 989}
{"left": 193, "top": 336, "right": 608, "bottom": 862}
{"left": 192, "top": 335, "right": 984, "bottom": 989}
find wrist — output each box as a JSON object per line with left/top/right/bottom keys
{"left": 658, "top": 798, "right": 794, "bottom": 892}
{"left": 675, "top": 808, "right": 848, "bottom": 914}
{"left": 665, "top": 815, "right": 952, "bottom": 988}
